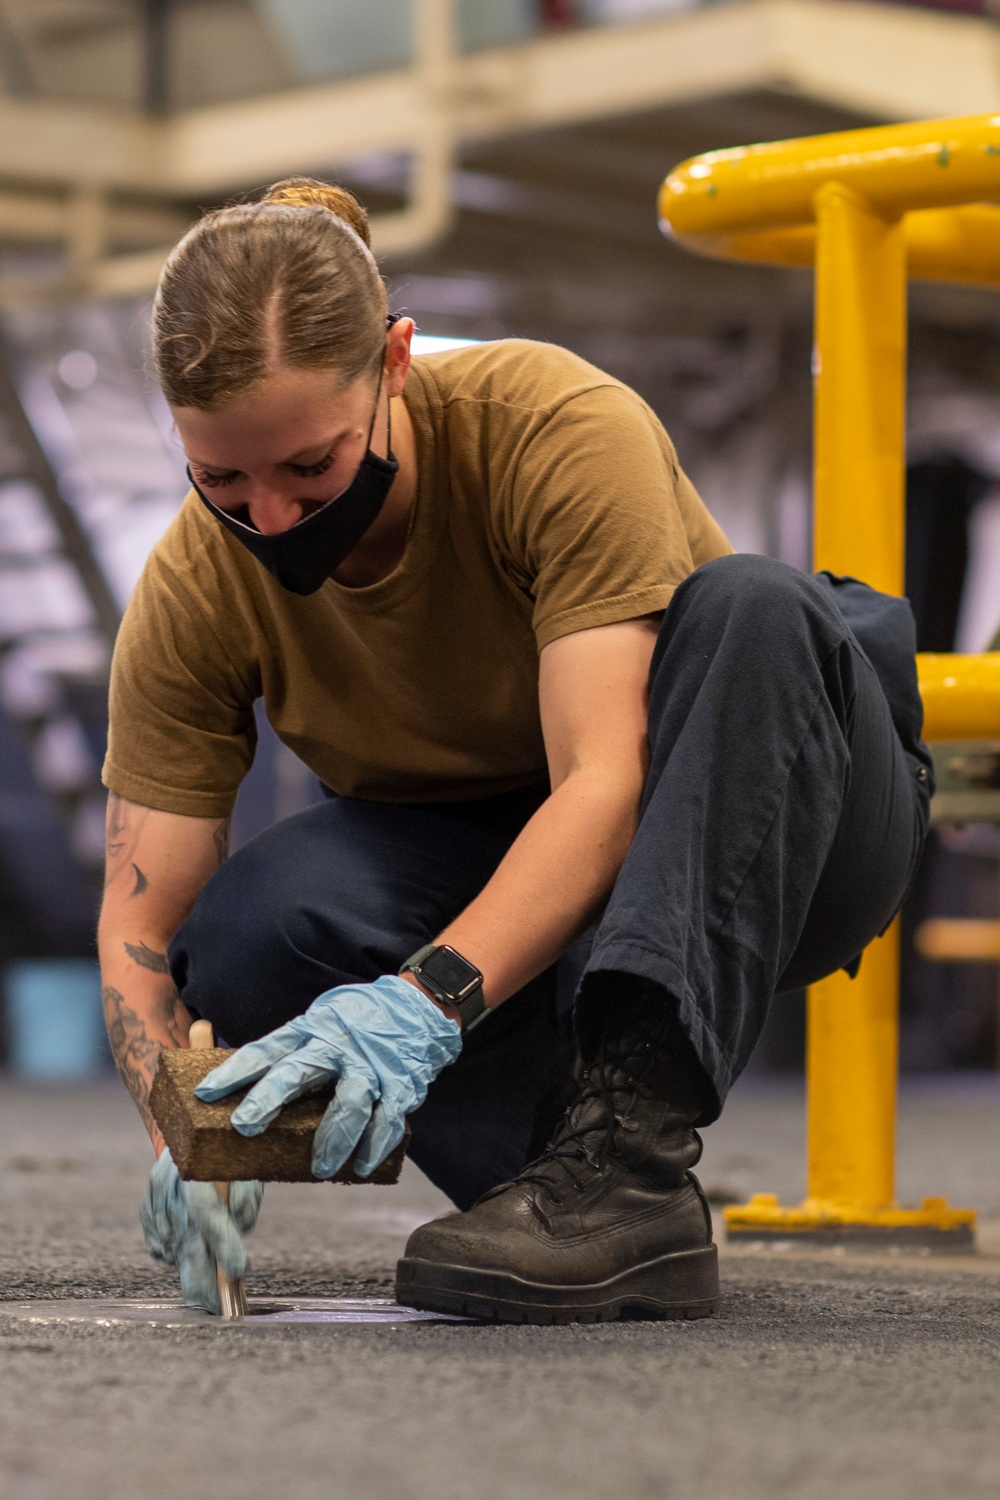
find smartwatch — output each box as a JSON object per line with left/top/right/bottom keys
{"left": 399, "top": 943, "right": 488, "bottom": 1032}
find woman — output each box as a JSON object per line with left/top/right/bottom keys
{"left": 99, "top": 178, "right": 931, "bottom": 1323}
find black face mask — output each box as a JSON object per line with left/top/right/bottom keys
{"left": 188, "top": 372, "right": 399, "bottom": 596}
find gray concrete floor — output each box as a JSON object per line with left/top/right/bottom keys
{"left": 3, "top": 1071, "right": 1000, "bottom": 1500}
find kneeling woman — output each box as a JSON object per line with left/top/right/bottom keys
{"left": 98, "top": 178, "right": 931, "bottom": 1322}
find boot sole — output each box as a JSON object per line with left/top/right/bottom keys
{"left": 395, "top": 1243, "right": 719, "bottom": 1325}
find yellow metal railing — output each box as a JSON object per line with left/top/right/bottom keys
{"left": 659, "top": 114, "right": 1000, "bottom": 1245}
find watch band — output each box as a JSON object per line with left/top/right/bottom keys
{"left": 454, "top": 987, "right": 488, "bottom": 1032}
{"left": 399, "top": 942, "right": 488, "bottom": 1032}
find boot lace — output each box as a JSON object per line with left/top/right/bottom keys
{"left": 481, "top": 1040, "right": 647, "bottom": 1206}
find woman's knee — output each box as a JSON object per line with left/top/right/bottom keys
{"left": 672, "top": 554, "right": 812, "bottom": 621}
{"left": 660, "top": 555, "right": 846, "bottom": 666}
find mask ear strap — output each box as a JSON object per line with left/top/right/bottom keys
{"left": 368, "top": 327, "right": 397, "bottom": 455}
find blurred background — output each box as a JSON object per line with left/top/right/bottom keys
{"left": 0, "top": 0, "right": 997, "bottom": 1081}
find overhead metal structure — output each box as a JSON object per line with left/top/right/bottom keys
{"left": 0, "top": 0, "right": 997, "bottom": 301}
{"left": 143, "top": 0, "right": 172, "bottom": 117}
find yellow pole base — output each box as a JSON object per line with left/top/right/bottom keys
{"left": 724, "top": 1194, "right": 976, "bottom": 1251}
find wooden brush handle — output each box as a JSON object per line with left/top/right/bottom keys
{"left": 188, "top": 1020, "right": 248, "bottom": 1319}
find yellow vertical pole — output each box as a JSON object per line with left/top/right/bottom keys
{"left": 806, "top": 929, "right": 900, "bottom": 1207}
{"left": 812, "top": 182, "right": 907, "bottom": 592}
{"left": 807, "top": 181, "right": 907, "bottom": 1210}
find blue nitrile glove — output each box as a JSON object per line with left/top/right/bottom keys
{"left": 140, "top": 1147, "right": 263, "bottom": 1314}
{"left": 193, "top": 975, "right": 463, "bottom": 1180}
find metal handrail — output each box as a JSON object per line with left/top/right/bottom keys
{"left": 660, "top": 113, "right": 1000, "bottom": 288}
{"left": 659, "top": 113, "right": 1000, "bottom": 1245}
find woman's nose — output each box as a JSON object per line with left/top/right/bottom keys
{"left": 245, "top": 488, "right": 307, "bottom": 535}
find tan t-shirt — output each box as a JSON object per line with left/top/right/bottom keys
{"left": 104, "top": 340, "right": 731, "bottom": 816}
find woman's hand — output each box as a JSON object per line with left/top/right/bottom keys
{"left": 193, "top": 976, "right": 462, "bottom": 1179}
{"left": 140, "top": 1148, "right": 263, "bottom": 1314}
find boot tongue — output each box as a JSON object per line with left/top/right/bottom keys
{"left": 549, "top": 1060, "right": 640, "bottom": 1168}
{"left": 568, "top": 1069, "right": 611, "bottom": 1131}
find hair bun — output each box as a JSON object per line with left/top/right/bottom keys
{"left": 262, "top": 177, "right": 371, "bottom": 248}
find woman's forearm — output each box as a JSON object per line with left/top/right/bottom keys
{"left": 99, "top": 794, "right": 227, "bottom": 1152}
{"left": 99, "top": 945, "right": 193, "bottom": 1154}
{"left": 434, "top": 768, "right": 641, "bottom": 1009}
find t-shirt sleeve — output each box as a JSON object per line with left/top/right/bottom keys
{"left": 102, "top": 554, "right": 260, "bottom": 818}
{"left": 499, "top": 385, "right": 724, "bottom": 651}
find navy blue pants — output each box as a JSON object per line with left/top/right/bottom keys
{"left": 169, "top": 556, "right": 931, "bottom": 1209}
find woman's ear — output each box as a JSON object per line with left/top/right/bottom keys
{"left": 385, "top": 316, "right": 414, "bottom": 397}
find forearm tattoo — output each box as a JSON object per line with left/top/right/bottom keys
{"left": 124, "top": 940, "right": 171, "bottom": 975}
{"left": 102, "top": 983, "right": 189, "bottom": 1127}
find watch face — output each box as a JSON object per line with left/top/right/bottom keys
{"left": 421, "top": 946, "right": 481, "bottom": 999}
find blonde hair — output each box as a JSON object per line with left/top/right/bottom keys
{"left": 153, "top": 178, "right": 387, "bottom": 410}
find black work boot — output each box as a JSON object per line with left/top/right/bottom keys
{"left": 395, "top": 1009, "right": 719, "bottom": 1324}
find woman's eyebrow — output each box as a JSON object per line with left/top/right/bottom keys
{"left": 189, "top": 427, "right": 352, "bottom": 473}
{"left": 282, "top": 428, "right": 350, "bottom": 464}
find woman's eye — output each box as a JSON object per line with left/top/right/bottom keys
{"left": 289, "top": 452, "right": 335, "bottom": 479}
{"left": 195, "top": 469, "right": 239, "bottom": 488}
